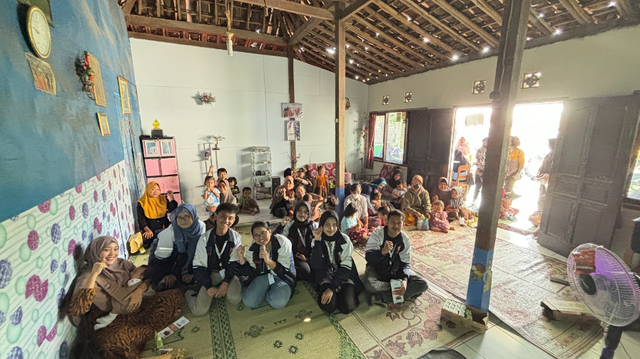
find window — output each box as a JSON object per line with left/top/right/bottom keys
{"left": 371, "top": 112, "right": 408, "bottom": 164}
{"left": 627, "top": 152, "right": 640, "bottom": 200}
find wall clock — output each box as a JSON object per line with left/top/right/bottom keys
{"left": 27, "top": 6, "right": 52, "bottom": 59}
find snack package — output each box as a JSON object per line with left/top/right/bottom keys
{"left": 390, "top": 279, "right": 404, "bottom": 303}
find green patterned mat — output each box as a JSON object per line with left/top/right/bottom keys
{"left": 136, "top": 248, "right": 477, "bottom": 359}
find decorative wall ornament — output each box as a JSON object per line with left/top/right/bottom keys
{"left": 75, "top": 51, "right": 95, "bottom": 99}
{"left": 345, "top": 97, "right": 351, "bottom": 110}
{"left": 282, "top": 103, "right": 303, "bottom": 118}
{"left": 286, "top": 120, "right": 300, "bottom": 141}
{"left": 86, "top": 52, "right": 106, "bottom": 107}
{"left": 522, "top": 72, "right": 541, "bottom": 89}
{"left": 382, "top": 95, "right": 389, "bottom": 106}
{"left": 97, "top": 113, "right": 110, "bottom": 136}
{"left": 472, "top": 80, "right": 486, "bottom": 94}
{"left": 197, "top": 92, "right": 216, "bottom": 105}
{"left": 118, "top": 77, "right": 131, "bottom": 114}
{"left": 25, "top": 52, "right": 56, "bottom": 95}
{"left": 404, "top": 92, "right": 412, "bottom": 103}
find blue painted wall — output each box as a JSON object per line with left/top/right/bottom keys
{"left": 0, "top": 0, "right": 143, "bottom": 222}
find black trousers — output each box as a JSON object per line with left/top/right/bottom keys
{"left": 318, "top": 284, "right": 359, "bottom": 314}
{"left": 473, "top": 173, "right": 483, "bottom": 201}
{"left": 294, "top": 256, "right": 311, "bottom": 281}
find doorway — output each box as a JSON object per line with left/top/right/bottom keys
{"left": 452, "top": 102, "right": 564, "bottom": 232}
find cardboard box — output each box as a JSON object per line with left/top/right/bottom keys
{"left": 440, "top": 302, "right": 489, "bottom": 334}
{"left": 540, "top": 299, "right": 594, "bottom": 321}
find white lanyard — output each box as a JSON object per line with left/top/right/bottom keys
{"left": 297, "top": 229, "right": 307, "bottom": 247}
{"left": 327, "top": 242, "right": 336, "bottom": 265}
{"left": 215, "top": 240, "right": 228, "bottom": 261}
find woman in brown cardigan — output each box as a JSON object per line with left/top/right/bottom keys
{"left": 66, "top": 236, "right": 183, "bottom": 359}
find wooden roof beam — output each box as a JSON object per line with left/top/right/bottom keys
{"left": 302, "top": 36, "right": 380, "bottom": 77}
{"left": 351, "top": 16, "right": 433, "bottom": 65}
{"left": 365, "top": 9, "right": 450, "bottom": 60}
{"left": 556, "top": 0, "right": 591, "bottom": 25}
{"left": 312, "top": 25, "right": 395, "bottom": 74}
{"left": 373, "top": 0, "right": 455, "bottom": 54}
{"left": 125, "top": 14, "right": 288, "bottom": 45}
{"left": 289, "top": 2, "right": 336, "bottom": 44}
{"left": 469, "top": 0, "right": 502, "bottom": 26}
{"left": 301, "top": 39, "right": 371, "bottom": 78}
{"left": 122, "top": 0, "right": 137, "bottom": 14}
{"left": 430, "top": 0, "right": 500, "bottom": 47}
{"left": 400, "top": 0, "right": 481, "bottom": 52}
{"left": 616, "top": 0, "right": 635, "bottom": 17}
{"left": 236, "top": 0, "right": 335, "bottom": 20}
{"left": 339, "top": 0, "right": 374, "bottom": 20}
{"left": 528, "top": 8, "right": 554, "bottom": 35}
{"left": 347, "top": 24, "right": 417, "bottom": 70}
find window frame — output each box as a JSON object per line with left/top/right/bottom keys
{"left": 624, "top": 132, "right": 640, "bottom": 208}
{"left": 370, "top": 111, "right": 409, "bottom": 165}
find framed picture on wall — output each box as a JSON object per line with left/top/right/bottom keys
{"left": 118, "top": 76, "right": 131, "bottom": 114}
{"left": 97, "top": 113, "right": 110, "bottom": 136}
{"left": 159, "top": 139, "right": 175, "bottom": 156}
{"left": 286, "top": 120, "right": 300, "bottom": 141}
{"left": 282, "top": 103, "right": 303, "bottom": 118}
{"left": 143, "top": 140, "right": 159, "bottom": 157}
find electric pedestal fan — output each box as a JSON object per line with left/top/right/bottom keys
{"left": 567, "top": 244, "right": 640, "bottom": 359}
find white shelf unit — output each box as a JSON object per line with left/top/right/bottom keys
{"left": 251, "top": 147, "right": 272, "bottom": 200}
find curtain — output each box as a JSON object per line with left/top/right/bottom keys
{"left": 365, "top": 114, "right": 376, "bottom": 169}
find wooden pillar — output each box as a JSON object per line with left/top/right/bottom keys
{"left": 288, "top": 47, "right": 297, "bottom": 169}
{"left": 334, "top": 2, "right": 346, "bottom": 215}
{"left": 466, "top": 0, "right": 531, "bottom": 311}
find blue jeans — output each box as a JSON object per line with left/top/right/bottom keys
{"left": 242, "top": 274, "right": 292, "bottom": 309}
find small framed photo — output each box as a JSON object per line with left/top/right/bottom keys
{"left": 118, "top": 76, "right": 131, "bottom": 114}
{"left": 143, "top": 140, "right": 159, "bottom": 157}
{"left": 159, "top": 139, "right": 175, "bottom": 156}
{"left": 97, "top": 113, "right": 110, "bottom": 136}
{"left": 282, "top": 103, "right": 303, "bottom": 118}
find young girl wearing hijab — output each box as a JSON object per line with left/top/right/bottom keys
{"left": 148, "top": 204, "right": 206, "bottom": 290}
{"left": 310, "top": 211, "right": 363, "bottom": 314}
{"left": 238, "top": 222, "right": 296, "bottom": 309}
{"left": 65, "top": 236, "right": 183, "bottom": 359}
{"left": 283, "top": 202, "right": 318, "bottom": 281}
{"left": 446, "top": 187, "right": 473, "bottom": 225}
{"left": 137, "top": 181, "right": 178, "bottom": 247}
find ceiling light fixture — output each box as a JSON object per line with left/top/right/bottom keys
{"left": 554, "top": 28, "right": 562, "bottom": 35}
{"left": 608, "top": 1, "right": 617, "bottom": 7}
{"left": 482, "top": 47, "right": 490, "bottom": 53}
{"left": 255, "top": 29, "right": 261, "bottom": 33}
{"left": 327, "top": 47, "right": 336, "bottom": 55}
{"left": 452, "top": 54, "right": 459, "bottom": 61}
{"left": 423, "top": 37, "right": 429, "bottom": 43}
{"left": 349, "top": 59, "right": 354, "bottom": 64}
{"left": 539, "top": 13, "right": 544, "bottom": 18}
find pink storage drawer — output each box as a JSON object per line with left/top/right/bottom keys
{"left": 160, "top": 158, "right": 178, "bottom": 176}
{"left": 145, "top": 159, "right": 161, "bottom": 177}
{"left": 163, "top": 176, "right": 180, "bottom": 193}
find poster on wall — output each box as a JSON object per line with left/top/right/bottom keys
{"left": 25, "top": 53, "right": 56, "bottom": 95}
{"left": 286, "top": 120, "right": 300, "bottom": 141}
{"left": 282, "top": 103, "right": 303, "bottom": 118}
{"left": 118, "top": 77, "right": 131, "bottom": 114}
{"left": 97, "top": 113, "right": 110, "bottom": 136}
{"left": 87, "top": 52, "right": 107, "bottom": 107}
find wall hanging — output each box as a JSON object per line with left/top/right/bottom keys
{"left": 286, "top": 120, "right": 300, "bottom": 141}
{"left": 382, "top": 95, "right": 389, "bottom": 106}
{"left": 25, "top": 53, "right": 56, "bottom": 95}
{"left": 118, "top": 77, "right": 131, "bottom": 114}
{"left": 472, "top": 80, "right": 486, "bottom": 94}
{"left": 75, "top": 52, "right": 95, "bottom": 99}
{"left": 404, "top": 92, "right": 412, "bottom": 103}
{"left": 97, "top": 113, "right": 110, "bottom": 136}
{"left": 282, "top": 103, "right": 303, "bottom": 118}
{"left": 196, "top": 92, "right": 215, "bottom": 105}
{"left": 522, "top": 72, "right": 541, "bottom": 89}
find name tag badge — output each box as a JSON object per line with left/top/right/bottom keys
{"left": 219, "top": 269, "right": 226, "bottom": 278}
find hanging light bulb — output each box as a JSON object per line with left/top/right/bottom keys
{"left": 226, "top": 32, "right": 234, "bottom": 56}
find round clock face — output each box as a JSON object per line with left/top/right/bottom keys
{"left": 27, "top": 7, "right": 51, "bottom": 59}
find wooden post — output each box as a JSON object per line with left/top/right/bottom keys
{"left": 334, "top": 2, "right": 346, "bottom": 216}
{"left": 466, "top": 0, "right": 531, "bottom": 311}
{"left": 288, "top": 47, "right": 297, "bottom": 170}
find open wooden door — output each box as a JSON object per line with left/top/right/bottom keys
{"left": 406, "top": 108, "right": 454, "bottom": 190}
{"left": 538, "top": 94, "right": 640, "bottom": 256}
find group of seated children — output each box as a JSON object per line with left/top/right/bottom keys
{"left": 203, "top": 166, "right": 261, "bottom": 218}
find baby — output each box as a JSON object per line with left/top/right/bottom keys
{"left": 302, "top": 193, "right": 322, "bottom": 221}
{"left": 390, "top": 180, "right": 407, "bottom": 209}
{"left": 430, "top": 200, "right": 454, "bottom": 233}
{"left": 94, "top": 265, "right": 149, "bottom": 330}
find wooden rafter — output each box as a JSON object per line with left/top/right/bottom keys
{"left": 236, "top": 0, "right": 334, "bottom": 20}
{"left": 289, "top": 2, "right": 335, "bottom": 44}
{"left": 301, "top": 38, "right": 370, "bottom": 78}
{"left": 351, "top": 16, "right": 431, "bottom": 65}
{"left": 556, "top": 0, "right": 592, "bottom": 24}
{"left": 399, "top": 0, "right": 481, "bottom": 52}
{"left": 469, "top": 0, "right": 502, "bottom": 26}
{"left": 347, "top": 24, "right": 416, "bottom": 70}
{"left": 300, "top": 34, "right": 376, "bottom": 78}
{"left": 430, "top": 0, "right": 500, "bottom": 47}
{"left": 313, "top": 25, "right": 394, "bottom": 74}
{"left": 126, "top": 14, "right": 287, "bottom": 45}
{"left": 339, "top": 0, "right": 374, "bottom": 20}
{"left": 616, "top": 0, "right": 635, "bottom": 17}
{"left": 529, "top": 8, "right": 554, "bottom": 35}
{"left": 374, "top": 0, "right": 456, "bottom": 54}
{"left": 363, "top": 8, "right": 450, "bottom": 60}
{"left": 122, "top": 0, "right": 137, "bottom": 14}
